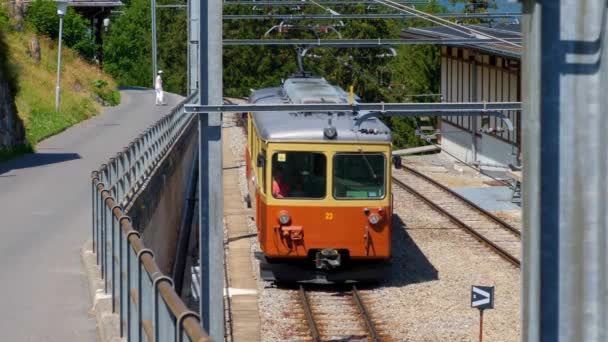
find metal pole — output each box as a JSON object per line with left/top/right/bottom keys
{"left": 151, "top": 0, "right": 157, "bottom": 87}
{"left": 479, "top": 309, "right": 483, "bottom": 342}
{"left": 189, "top": 0, "right": 199, "bottom": 95}
{"left": 198, "top": 0, "right": 224, "bottom": 339}
{"left": 55, "top": 15, "right": 64, "bottom": 112}
{"left": 187, "top": 0, "right": 190, "bottom": 94}
{"left": 470, "top": 52, "right": 477, "bottom": 162}
{"left": 522, "top": 1, "right": 608, "bottom": 341}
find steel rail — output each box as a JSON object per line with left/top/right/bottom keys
{"left": 223, "top": 38, "right": 522, "bottom": 46}
{"left": 392, "top": 176, "right": 521, "bottom": 268}
{"left": 299, "top": 286, "right": 322, "bottom": 342}
{"left": 352, "top": 286, "right": 380, "bottom": 342}
{"left": 224, "top": 12, "right": 522, "bottom": 20}
{"left": 402, "top": 165, "right": 521, "bottom": 237}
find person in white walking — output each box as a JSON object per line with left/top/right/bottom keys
{"left": 155, "top": 70, "right": 165, "bottom": 105}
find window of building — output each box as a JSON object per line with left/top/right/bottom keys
{"left": 271, "top": 152, "right": 326, "bottom": 199}
{"left": 333, "top": 153, "right": 385, "bottom": 199}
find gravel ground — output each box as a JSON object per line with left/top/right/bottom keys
{"left": 365, "top": 185, "right": 521, "bottom": 341}
{"left": 224, "top": 115, "right": 520, "bottom": 341}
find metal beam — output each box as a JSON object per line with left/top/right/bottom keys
{"left": 223, "top": 0, "right": 430, "bottom": 5}
{"left": 223, "top": 12, "right": 522, "bottom": 20}
{"left": 185, "top": 102, "right": 521, "bottom": 113}
{"left": 185, "top": 101, "right": 520, "bottom": 131}
{"left": 223, "top": 38, "right": 522, "bottom": 46}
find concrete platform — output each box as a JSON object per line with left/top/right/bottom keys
{"left": 222, "top": 125, "right": 261, "bottom": 342}
{"left": 451, "top": 186, "right": 521, "bottom": 211}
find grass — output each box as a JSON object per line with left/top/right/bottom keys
{"left": 1, "top": 18, "right": 120, "bottom": 157}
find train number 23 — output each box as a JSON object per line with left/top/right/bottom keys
{"left": 324, "top": 212, "right": 334, "bottom": 220}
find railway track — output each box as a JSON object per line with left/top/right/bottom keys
{"left": 392, "top": 166, "right": 521, "bottom": 268}
{"left": 298, "top": 285, "right": 381, "bottom": 342}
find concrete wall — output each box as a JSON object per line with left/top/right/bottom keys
{"left": 126, "top": 118, "right": 198, "bottom": 275}
{"left": 441, "top": 121, "right": 518, "bottom": 167}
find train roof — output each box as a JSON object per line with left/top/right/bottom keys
{"left": 249, "top": 76, "right": 392, "bottom": 143}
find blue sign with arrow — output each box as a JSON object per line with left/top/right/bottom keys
{"left": 471, "top": 285, "right": 494, "bottom": 310}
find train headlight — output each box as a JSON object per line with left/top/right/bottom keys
{"left": 278, "top": 211, "right": 291, "bottom": 225}
{"left": 369, "top": 213, "right": 381, "bottom": 225}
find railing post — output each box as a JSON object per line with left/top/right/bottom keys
{"left": 138, "top": 249, "right": 154, "bottom": 342}
{"left": 154, "top": 277, "right": 175, "bottom": 342}
{"left": 109, "top": 157, "right": 117, "bottom": 198}
{"left": 96, "top": 183, "right": 104, "bottom": 266}
{"left": 110, "top": 206, "right": 120, "bottom": 313}
{"left": 100, "top": 193, "right": 106, "bottom": 280}
{"left": 91, "top": 177, "right": 97, "bottom": 254}
{"left": 104, "top": 197, "right": 114, "bottom": 293}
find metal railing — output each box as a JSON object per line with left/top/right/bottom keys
{"left": 97, "top": 94, "right": 196, "bottom": 206}
{"left": 91, "top": 94, "right": 210, "bottom": 342}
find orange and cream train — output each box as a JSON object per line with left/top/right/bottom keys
{"left": 244, "top": 74, "right": 393, "bottom": 283}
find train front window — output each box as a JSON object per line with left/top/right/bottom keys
{"left": 271, "top": 152, "right": 326, "bottom": 199}
{"left": 333, "top": 153, "right": 386, "bottom": 199}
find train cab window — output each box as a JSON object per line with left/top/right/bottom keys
{"left": 333, "top": 153, "right": 386, "bottom": 199}
{"left": 271, "top": 152, "right": 326, "bottom": 199}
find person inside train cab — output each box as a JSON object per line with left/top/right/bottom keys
{"left": 272, "top": 167, "right": 291, "bottom": 198}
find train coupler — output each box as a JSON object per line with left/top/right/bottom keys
{"left": 315, "top": 249, "right": 341, "bottom": 270}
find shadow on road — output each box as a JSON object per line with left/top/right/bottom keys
{"left": 0, "top": 152, "right": 81, "bottom": 175}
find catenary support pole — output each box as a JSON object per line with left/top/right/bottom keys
{"left": 198, "top": 0, "right": 224, "bottom": 339}
{"left": 189, "top": 0, "right": 199, "bottom": 95}
{"left": 522, "top": 1, "right": 608, "bottom": 341}
{"left": 151, "top": 0, "right": 157, "bottom": 86}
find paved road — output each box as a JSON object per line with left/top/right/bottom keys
{"left": 0, "top": 89, "right": 182, "bottom": 341}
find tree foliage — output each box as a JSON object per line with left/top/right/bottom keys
{"left": 102, "top": 0, "right": 187, "bottom": 94}
{"left": 103, "top": 0, "right": 450, "bottom": 148}
{"left": 25, "top": 0, "right": 96, "bottom": 59}
{"left": 102, "top": 0, "right": 152, "bottom": 88}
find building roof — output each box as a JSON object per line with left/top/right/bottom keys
{"left": 400, "top": 22, "right": 522, "bottom": 59}
{"left": 249, "top": 76, "right": 392, "bottom": 143}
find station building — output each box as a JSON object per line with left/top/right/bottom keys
{"left": 401, "top": 23, "right": 522, "bottom": 169}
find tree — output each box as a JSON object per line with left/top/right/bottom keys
{"left": 25, "top": 0, "right": 96, "bottom": 59}
{"left": 102, "top": 0, "right": 152, "bottom": 88}
{"left": 103, "top": 0, "right": 188, "bottom": 94}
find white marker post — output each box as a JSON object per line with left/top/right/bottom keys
{"left": 471, "top": 285, "right": 494, "bottom": 342}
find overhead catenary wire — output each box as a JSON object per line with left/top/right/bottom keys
{"left": 372, "top": 0, "right": 522, "bottom": 48}
{"left": 223, "top": 12, "right": 522, "bottom": 20}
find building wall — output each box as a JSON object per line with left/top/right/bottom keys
{"left": 439, "top": 46, "right": 521, "bottom": 167}
{"left": 441, "top": 121, "right": 518, "bottom": 167}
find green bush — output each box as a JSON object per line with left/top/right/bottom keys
{"left": 91, "top": 79, "right": 121, "bottom": 106}
{"left": 25, "top": 0, "right": 96, "bottom": 60}
{"left": 0, "top": 4, "right": 11, "bottom": 31}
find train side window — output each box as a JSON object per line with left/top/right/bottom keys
{"left": 271, "top": 151, "right": 326, "bottom": 199}
{"left": 333, "top": 153, "right": 386, "bottom": 199}
{"left": 260, "top": 150, "right": 267, "bottom": 194}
